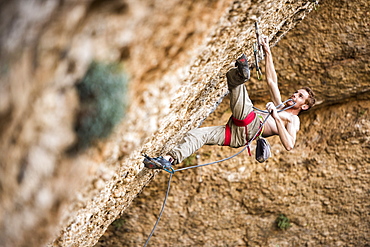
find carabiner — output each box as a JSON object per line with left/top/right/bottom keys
{"left": 163, "top": 167, "right": 175, "bottom": 174}
{"left": 256, "top": 68, "right": 263, "bottom": 80}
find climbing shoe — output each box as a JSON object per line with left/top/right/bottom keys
{"left": 235, "top": 54, "right": 250, "bottom": 81}
{"left": 143, "top": 154, "right": 174, "bottom": 173}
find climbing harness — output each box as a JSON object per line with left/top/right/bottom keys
{"left": 142, "top": 99, "right": 295, "bottom": 246}
{"left": 253, "top": 22, "right": 264, "bottom": 80}
{"left": 223, "top": 111, "right": 262, "bottom": 156}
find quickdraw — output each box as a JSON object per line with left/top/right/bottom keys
{"left": 253, "top": 22, "right": 264, "bottom": 80}
{"left": 143, "top": 154, "right": 175, "bottom": 174}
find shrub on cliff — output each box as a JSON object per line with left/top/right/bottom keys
{"left": 73, "top": 61, "right": 128, "bottom": 151}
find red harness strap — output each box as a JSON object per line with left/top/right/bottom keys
{"left": 223, "top": 111, "right": 258, "bottom": 156}
{"left": 224, "top": 124, "right": 232, "bottom": 146}
{"left": 231, "top": 111, "right": 256, "bottom": 127}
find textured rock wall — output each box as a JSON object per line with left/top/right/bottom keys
{"left": 96, "top": 0, "right": 370, "bottom": 246}
{"left": 52, "top": 0, "right": 318, "bottom": 246}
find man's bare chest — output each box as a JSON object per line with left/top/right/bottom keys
{"left": 260, "top": 112, "right": 292, "bottom": 137}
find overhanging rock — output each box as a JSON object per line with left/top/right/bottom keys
{"left": 52, "top": 1, "right": 318, "bottom": 246}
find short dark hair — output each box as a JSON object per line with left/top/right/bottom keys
{"left": 302, "top": 87, "right": 316, "bottom": 111}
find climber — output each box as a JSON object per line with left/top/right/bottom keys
{"left": 144, "top": 36, "right": 316, "bottom": 169}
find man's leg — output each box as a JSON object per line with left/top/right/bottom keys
{"left": 169, "top": 65, "right": 254, "bottom": 165}
{"left": 144, "top": 55, "right": 256, "bottom": 169}
{"left": 226, "top": 68, "right": 254, "bottom": 120}
{"left": 168, "top": 64, "right": 259, "bottom": 163}
{"left": 226, "top": 66, "right": 261, "bottom": 146}
{"left": 168, "top": 125, "right": 225, "bottom": 165}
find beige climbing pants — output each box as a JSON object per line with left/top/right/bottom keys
{"left": 168, "top": 68, "right": 261, "bottom": 165}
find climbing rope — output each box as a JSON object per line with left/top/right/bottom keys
{"left": 143, "top": 99, "right": 295, "bottom": 246}
{"left": 143, "top": 173, "right": 173, "bottom": 247}
{"left": 253, "top": 98, "right": 295, "bottom": 114}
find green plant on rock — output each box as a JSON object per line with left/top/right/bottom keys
{"left": 356, "top": 107, "right": 367, "bottom": 118}
{"left": 74, "top": 61, "right": 128, "bottom": 151}
{"left": 112, "top": 218, "right": 125, "bottom": 230}
{"left": 276, "top": 214, "right": 291, "bottom": 230}
{"left": 183, "top": 154, "right": 197, "bottom": 167}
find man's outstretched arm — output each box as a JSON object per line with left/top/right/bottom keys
{"left": 261, "top": 36, "right": 282, "bottom": 107}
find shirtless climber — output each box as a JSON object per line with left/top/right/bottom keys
{"left": 144, "top": 36, "right": 316, "bottom": 170}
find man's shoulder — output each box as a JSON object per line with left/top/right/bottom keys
{"left": 288, "top": 112, "right": 300, "bottom": 122}
{"left": 281, "top": 112, "right": 300, "bottom": 129}
{"left": 292, "top": 114, "right": 300, "bottom": 121}
{"left": 279, "top": 111, "right": 300, "bottom": 121}
{"left": 291, "top": 114, "right": 300, "bottom": 130}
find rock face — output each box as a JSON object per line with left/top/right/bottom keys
{"left": 0, "top": 0, "right": 369, "bottom": 246}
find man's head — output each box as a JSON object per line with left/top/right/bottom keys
{"left": 288, "top": 87, "right": 316, "bottom": 113}
{"left": 302, "top": 87, "right": 316, "bottom": 111}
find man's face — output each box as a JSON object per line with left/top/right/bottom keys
{"left": 288, "top": 89, "right": 310, "bottom": 111}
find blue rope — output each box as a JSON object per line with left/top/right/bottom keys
{"left": 253, "top": 98, "right": 295, "bottom": 114}
{"left": 143, "top": 173, "right": 173, "bottom": 247}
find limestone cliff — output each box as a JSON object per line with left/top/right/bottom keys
{"left": 0, "top": 0, "right": 368, "bottom": 247}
